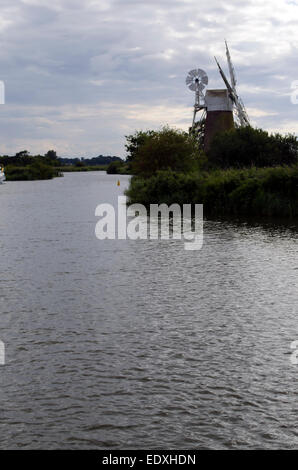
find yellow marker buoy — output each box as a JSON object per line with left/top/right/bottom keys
{"left": 117, "top": 180, "right": 120, "bottom": 186}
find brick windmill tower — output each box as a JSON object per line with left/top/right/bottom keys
{"left": 186, "top": 41, "right": 250, "bottom": 150}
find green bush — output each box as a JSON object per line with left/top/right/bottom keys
{"left": 207, "top": 126, "right": 298, "bottom": 169}
{"left": 106, "top": 160, "right": 130, "bottom": 175}
{"left": 5, "top": 161, "right": 61, "bottom": 181}
{"left": 107, "top": 160, "right": 123, "bottom": 174}
{"left": 127, "top": 126, "right": 206, "bottom": 177}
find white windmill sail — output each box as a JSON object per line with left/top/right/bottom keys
{"left": 215, "top": 42, "right": 250, "bottom": 127}
{"left": 225, "top": 40, "right": 237, "bottom": 92}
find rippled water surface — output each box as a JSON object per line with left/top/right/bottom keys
{"left": 0, "top": 171, "right": 298, "bottom": 449}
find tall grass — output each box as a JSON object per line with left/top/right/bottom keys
{"left": 125, "top": 166, "right": 298, "bottom": 219}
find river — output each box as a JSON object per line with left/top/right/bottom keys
{"left": 0, "top": 171, "right": 298, "bottom": 449}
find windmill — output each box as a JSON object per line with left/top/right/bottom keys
{"left": 186, "top": 64, "right": 235, "bottom": 149}
{"left": 185, "top": 68, "right": 208, "bottom": 137}
{"left": 214, "top": 41, "right": 250, "bottom": 127}
{"left": 186, "top": 41, "right": 250, "bottom": 149}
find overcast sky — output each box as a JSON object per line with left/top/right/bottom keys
{"left": 0, "top": 0, "right": 297, "bottom": 157}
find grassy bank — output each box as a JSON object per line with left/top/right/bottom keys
{"left": 126, "top": 166, "right": 298, "bottom": 219}
{"left": 58, "top": 165, "right": 107, "bottom": 172}
{"left": 5, "top": 162, "right": 62, "bottom": 181}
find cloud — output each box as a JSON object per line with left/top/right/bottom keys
{"left": 0, "top": 0, "right": 298, "bottom": 156}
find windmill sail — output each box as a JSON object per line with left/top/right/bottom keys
{"left": 214, "top": 57, "right": 235, "bottom": 98}
{"left": 215, "top": 42, "right": 250, "bottom": 127}
{"left": 225, "top": 40, "right": 237, "bottom": 92}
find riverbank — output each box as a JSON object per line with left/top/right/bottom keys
{"left": 57, "top": 164, "right": 107, "bottom": 172}
{"left": 0, "top": 152, "right": 125, "bottom": 180}
{"left": 124, "top": 126, "right": 298, "bottom": 221}
{"left": 58, "top": 160, "right": 131, "bottom": 174}
{"left": 126, "top": 165, "right": 298, "bottom": 220}
{"left": 3, "top": 162, "right": 131, "bottom": 180}
{"left": 5, "top": 162, "right": 62, "bottom": 181}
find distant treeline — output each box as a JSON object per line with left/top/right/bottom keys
{"left": 0, "top": 150, "right": 129, "bottom": 180}
{"left": 58, "top": 155, "right": 122, "bottom": 166}
{"left": 0, "top": 151, "right": 122, "bottom": 167}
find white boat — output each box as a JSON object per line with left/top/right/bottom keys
{"left": 0, "top": 166, "right": 5, "bottom": 184}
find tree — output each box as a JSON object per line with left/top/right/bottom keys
{"left": 45, "top": 150, "right": 57, "bottom": 160}
{"left": 15, "top": 150, "right": 30, "bottom": 158}
{"left": 125, "top": 130, "right": 157, "bottom": 162}
{"left": 130, "top": 126, "right": 204, "bottom": 177}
